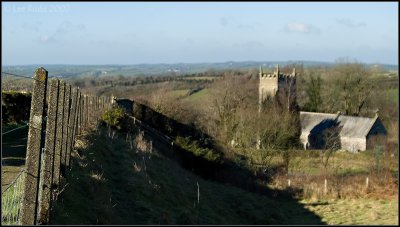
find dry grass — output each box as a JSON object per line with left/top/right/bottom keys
{"left": 134, "top": 131, "right": 152, "bottom": 154}
{"left": 269, "top": 171, "right": 398, "bottom": 201}
{"left": 300, "top": 198, "right": 398, "bottom": 225}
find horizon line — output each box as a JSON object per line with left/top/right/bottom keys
{"left": 2, "top": 59, "right": 398, "bottom": 67}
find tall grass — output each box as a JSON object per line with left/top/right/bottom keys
{"left": 1, "top": 171, "right": 25, "bottom": 225}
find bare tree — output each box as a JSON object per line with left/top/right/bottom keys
{"left": 325, "top": 61, "right": 374, "bottom": 116}
{"left": 320, "top": 121, "right": 341, "bottom": 177}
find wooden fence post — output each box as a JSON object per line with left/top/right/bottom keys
{"left": 66, "top": 88, "right": 78, "bottom": 167}
{"left": 53, "top": 81, "right": 65, "bottom": 187}
{"left": 20, "top": 67, "right": 48, "bottom": 225}
{"left": 37, "top": 79, "right": 59, "bottom": 224}
{"left": 60, "top": 84, "right": 71, "bottom": 177}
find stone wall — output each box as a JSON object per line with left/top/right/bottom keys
{"left": 340, "top": 137, "right": 366, "bottom": 152}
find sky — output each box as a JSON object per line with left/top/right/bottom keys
{"left": 2, "top": 2, "right": 398, "bottom": 65}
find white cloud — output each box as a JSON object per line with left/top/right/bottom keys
{"left": 21, "top": 22, "right": 42, "bottom": 32}
{"left": 220, "top": 17, "right": 229, "bottom": 27}
{"left": 237, "top": 24, "right": 254, "bottom": 30}
{"left": 336, "top": 18, "right": 366, "bottom": 28}
{"left": 35, "top": 21, "right": 86, "bottom": 44}
{"left": 284, "top": 22, "right": 320, "bottom": 34}
{"left": 232, "top": 41, "right": 264, "bottom": 49}
{"left": 38, "top": 34, "right": 57, "bottom": 43}
{"left": 56, "top": 21, "right": 86, "bottom": 34}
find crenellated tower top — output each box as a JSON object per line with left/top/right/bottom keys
{"left": 259, "top": 64, "right": 296, "bottom": 79}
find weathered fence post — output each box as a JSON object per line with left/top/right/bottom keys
{"left": 84, "top": 95, "right": 88, "bottom": 128}
{"left": 61, "top": 84, "right": 71, "bottom": 175}
{"left": 37, "top": 79, "right": 59, "bottom": 224}
{"left": 66, "top": 88, "right": 78, "bottom": 167}
{"left": 91, "top": 96, "right": 95, "bottom": 124}
{"left": 53, "top": 81, "right": 65, "bottom": 187}
{"left": 95, "top": 96, "right": 98, "bottom": 120}
{"left": 78, "top": 93, "right": 82, "bottom": 135}
{"left": 324, "top": 178, "right": 327, "bottom": 195}
{"left": 20, "top": 67, "right": 48, "bottom": 225}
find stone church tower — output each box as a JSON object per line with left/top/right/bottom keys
{"left": 259, "top": 65, "right": 297, "bottom": 112}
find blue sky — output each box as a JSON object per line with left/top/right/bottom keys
{"left": 2, "top": 2, "right": 398, "bottom": 65}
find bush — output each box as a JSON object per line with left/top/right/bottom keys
{"left": 1, "top": 91, "right": 31, "bottom": 124}
{"left": 174, "top": 136, "right": 221, "bottom": 163}
{"left": 101, "top": 107, "right": 126, "bottom": 130}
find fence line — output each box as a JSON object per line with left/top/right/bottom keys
{"left": 1, "top": 67, "right": 113, "bottom": 225}
{"left": 2, "top": 123, "right": 29, "bottom": 135}
{"left": 1, "top": 169, "right": 26, "bottom": 194}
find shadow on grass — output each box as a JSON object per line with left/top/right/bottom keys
{"left": 1, "top": 126, "right": 28, "bottom": 166}
{"left": 50, "top": 125, "right": 326, "bottom": 225}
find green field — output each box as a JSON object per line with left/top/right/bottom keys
{"left": 182, "top": 76, "right": 220, "bottom": 81}
{"left": 388, "top": 88, "right": 398, "bottom": 103}
{"left": 182, "top": 88, "right": 212, "bottom": 109}
{"left": 165, "top": 89, "right": 189, "bottom": 99}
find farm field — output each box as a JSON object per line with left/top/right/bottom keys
{"left": 181, "top": 88, "right": 212, "bottom": 109}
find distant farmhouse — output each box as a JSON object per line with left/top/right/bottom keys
{"left": 299, "top": 111, "right": 387, "bottom": 152}
{"left": 258, "top": 65, "right": 387, "bottom": 152}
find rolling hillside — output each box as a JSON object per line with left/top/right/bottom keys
{"left": 49, "top": 124, "right": 325, "bottom": 225}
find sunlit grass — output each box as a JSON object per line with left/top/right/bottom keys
{"left": 300, "top": 198, "right": 398, "bottom": 225}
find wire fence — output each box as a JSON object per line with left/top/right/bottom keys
{"left": 1, "top": 169, "right": 26, "bottom": 225}
{"left": 1, "top": 71, "right": 63, "bottom": 93}
{"left": 2, "top": 123, "right": 28, "bottom": 225}
{"left": 2, "top": 68, "right": 113, "bottom": 225}
{"left": 2, "top": 123, "right": 29, "bottom": 136}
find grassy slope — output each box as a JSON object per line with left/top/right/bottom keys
{"left": 181, "top": 88, "right": 211, "bottom": 110}
{"left": 49, "top": 126, "right": 324, "bottom": 225}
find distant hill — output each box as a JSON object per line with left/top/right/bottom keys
{"left": 2, "top": 61, "right": 398, "bottom": 78}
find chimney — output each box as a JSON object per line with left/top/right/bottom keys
{"left": 335, "top": 111, "right": 342, "bottom": 121}
{"left": 374, "top": 109, "right": 380, "bottom": 118}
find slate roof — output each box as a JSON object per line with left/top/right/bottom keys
{"left": 300, "top": 112, "right": 337, "bottom": 133}
{"left": 337, "top": 115, "right": 377, "bottom": 138}
{"left": 300, "top": 111, "right": 379, "bottom": 139}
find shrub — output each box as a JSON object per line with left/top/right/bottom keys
{"left": 1, "top": 91, "right": 31, "bottom": 124}
{"left": 174, "top": 136, "right": 221, "bottom": 163}
{"left": 101, "top": 107, "right": 126, "bottom": 130}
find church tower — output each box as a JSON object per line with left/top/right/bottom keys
{"left": 259, "top": 64, "right": 297, "bottom": 112}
